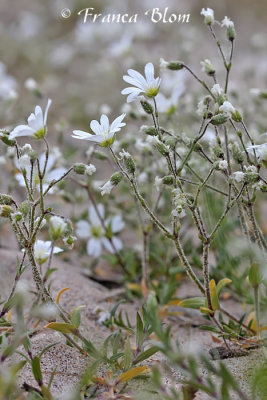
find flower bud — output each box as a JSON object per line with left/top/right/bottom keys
{"left": 18, "top": 201, "right": 30, "bottom": 217}
{"left": 232, "top": 143, "right": 244, "bottom": 164}
{"left": 0, "top": 131, "right": 16, "bottom": 147}
{"left": 110, "top": 172, "right": 123, "bottom": 186}
{"left": 120, "top": 150, "right": 136, "bottom": 174}
{"left": 162, "top": 175, "right": 174, "bottom": 185}
{"left": 245, "top": 166, "right": 259, "bottom": 183}
{"left": 13, "top": 211, "right": 23, "bottom": 222}
{"left": 156, "top": 141, "right": 170, "bottom": 156}
{"left": 0, "top": 205, "right": 13, "bottom": 218}
{"left": 248, "top": 263, "right": 262, "bottom": 288}
{"left": 73, "top": 163, "right": 86, "bottom": 175}
{"left": 167, "top": 61, "right": 184, "bottom": 71}
{"left": 0, "top": 194, "right": 13, "bottom": 205}
{"left": 211, "top": 114, "right": 229, "bottom": 126}
{"left": 141, "top": 125, "right": 157, "bottom": 136}
{"left": 140, "top": 100, "right": 154, "bottom": 114}
{"left": 200, "top": 59, "right": 215, "bottom": 76}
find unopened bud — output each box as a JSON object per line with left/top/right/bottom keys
{"left": 0, "top": 194, "right": 13, "bottom": 205}
{"left": 211, "top": 114, "right": 229, "bottom": 126}
{"left": 110, "top": 172, "right": 123, "bottom": 186}
{"left": 167, "top": 61, "right": 184, "bottom": 70}
{"left": 73, "top": 163, "right": 86, "bottom": 175}
{"left": 0, "top": 205, "right": 13, "bottom": 218}
{"left": 140, "top": 100, "right": 154, "bottom": 114}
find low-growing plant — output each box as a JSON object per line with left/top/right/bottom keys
{"left": 0, "top": 6, "right": 266, "bottom": 400}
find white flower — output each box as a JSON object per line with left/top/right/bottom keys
{"left": 219, "top": 101, "right": 236, "bottom": 116}
{"left": 49, "top": 216, "right": 67, "bottom": 240}
{"left": 72, "top": 114, "right": 126, "bottom": 147}
{"left": 24, "top": 78, "right": 38, "bottom": 91}
{"left": 159, "top": 58, "right": 169, "bottom": 70}
{"left": 122, "top": 62, "right": 161, "bottom": 103}
{"left": 15, "top": 152, "right": 67, "bottom": 193}
{"left": 9, "top": 99, "right": 52, "bottom": 140}
{"left": 196, "top": 99, "right": 207, "bottom": 116}
{"left": 218, "top": 160, "right": 228, "bottom": 171}
{"left": 221, "top": 16, "right": 234, "bottom": 28}
{"left": 34, "top": 217, "right": 46, "bottom": 230}
{"left": 17, "top": 154, "right": 31, "bottom": 170}
{"left": 211, "top": 84, "right": 224, "bottom": 97}
{"left": 33, "top": 240, "right": 63, "bottom": 265}
{"left": 246, "top": 143, "right": 267, "bottom": 163}
{"left": 76, "top": 205, "right": 124, "bottom": 258}
{"left": 138, "top": 172, "right": 148, "bottom": 183}
{"left": 100, "top": 104, "right": 111, "bottom": 115}
{"left": 0, "top": 156, "right": 6, "bottom": 165}
{"left": 21, "top": 143, "right": 32, "bottom": 153}
{"left": 135, "top": 138, "right": 152, "bottom": 152}
{"left": 232, "top": 171, "right": 245, "bottom": 183}
{"left": 156, "top": 83, "right": 184, "bottom": 114}
{"left": 155, "top": 176, "right": 163, "bottom": 191}
{"left": 119, "top": 149, "right": 131, "bottom": 159}
{"left": 99, "top": 181, "right": 114, "bottom": 196}
{"left": 146, "top": 135, "right": 161, "bottom": 145}
{"left": 200, "top": 8, "right": 214, "bottom": 25}
{"left": 85, "top": 164, "right": 96, "bottom": 176}
{"left": 0, "top": 62, "right": 17, "bottom": 100}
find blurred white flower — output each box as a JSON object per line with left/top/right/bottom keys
{"left": 72, "top": 114, "right": 126, "bottom": 147}
{"left": 49, "top": 216, "right": 67, "bottom": 240}
{"left": 200, "top": 8, "right": 214, "bottom": 25}
{"left": 76, "top": 205, "right": 124, "bottom": 257}
{"left": 15, "top": 152, "right": 66, "bottom": 193}
{"left": 200, "top": 59, "right": 215, "bottom": 75}
{"left": 218, "top": 160, "right": 228, "bottom": 171}
{"left": 232, "top": 171, "right": 245, "bottom": 183}
{"left": 122, "top": 62, "right": 161, "bottom": 103}
{"left": 85, "top": 164, "right": 96, "bottom": 176}
{"left": 9, "top": 99, "right": 52, "bottom": 140}
{"left": 247, "top": 143, "right": 267, "bottom": 164}
{"left": 221, "top": 16, "right": 234, "bottom": 28}
{"left": 0, "top": 62, "right": 17, "bottom": 100}
{"left": 24, "top": 78, "right": 38, "bottom": 91}
{"left": 99, "top": 181, "right": 114, "bottom": 196}
{"left": 219, "top": 101, "right": 236, "bottom": 116}
{"left": 211, "top": 84, "right": 224, "bottom": 97}
{"left": 33, "top": 240, "right": 63, "bottom": 265}
{"left": 155, "top": 176, "right": 163, "bottom": 191}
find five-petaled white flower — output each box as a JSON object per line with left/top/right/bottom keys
{"left": 72, "top": 114, "right": 126, "bottom": 147}
{"left": 15, "top": 152, "right": 67, "bottom": 193}
{"left": 122, "top": 62, "right": 161, "bottom": 103}
{"left": 33, "top": 240, "right": 63, "bottom": 265}
{"left": 76, "top": 204, "right": 124, "bottom": 257}
{"left": 9, "top": 99, "right": 52, "bottom": 140}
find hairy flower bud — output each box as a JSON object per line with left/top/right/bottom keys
{"left": 110, "top": 172, "right": 123, "bottom": 186}
{"left": 73, "top": 163, "right": 86, "bottom": 175}
{"left": 141, "top": 125, "right": 157, "bottom": 136}
{"left": 211, "top": 114, "right": 229, "bottom": 126}
{"left": 0, "top": 205, "right": 13, "bottom": 218}
{"left": 156, "top": 141, "right": 170, "bottom": 156}
{"left": 0, "top": 194, "right": 13, "bottom": 205}
{"left": 140, "top": 100, "right": 154, "bottom": 114}
{"left": 19, "top": 201, "right": 31, "bottom": 216}
{"left": 167, "top": 61, "right": 184, "bottom": 70}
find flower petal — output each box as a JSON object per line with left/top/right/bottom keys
{"left": 76, "top": 220, "right": 91, "bottom": 239}
{"left": 87, "top": 238, "right": 102, "bottom": 257}
{"left": 9, "top": 125, "right": 35, "bottom": 139}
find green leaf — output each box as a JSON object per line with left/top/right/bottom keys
{"left": 70, "top": 306, "right": 85, "bottom": 328}
{"left": 44, "top": 322, "right": 78, "bottom": 334}
{"left": 134, "top": 346, "right": 159, "bottom": 364}
{"left": 136, "top": 312, "right": 144, "bottom": 350}
{"left": 178, "top": 297, "right": 206, "bottom": 310}
{"left": 32, "top": 356, "right": 42, "bottom": 385}
{"left": 216, "top": 278, "right": 232, "bottom": 297}
{"left": 82, "top": 337, "right": 100, "bottom": 359}
{"left": 124, "top": 336, "right": 132, "bottom": 370}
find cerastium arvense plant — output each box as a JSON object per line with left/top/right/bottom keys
{"left": 0, "top": 7, "right": 266, "bottom": 400}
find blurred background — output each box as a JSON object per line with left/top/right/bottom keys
{"left": 0, "top": 0, "right": 267, "bottom": 130}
